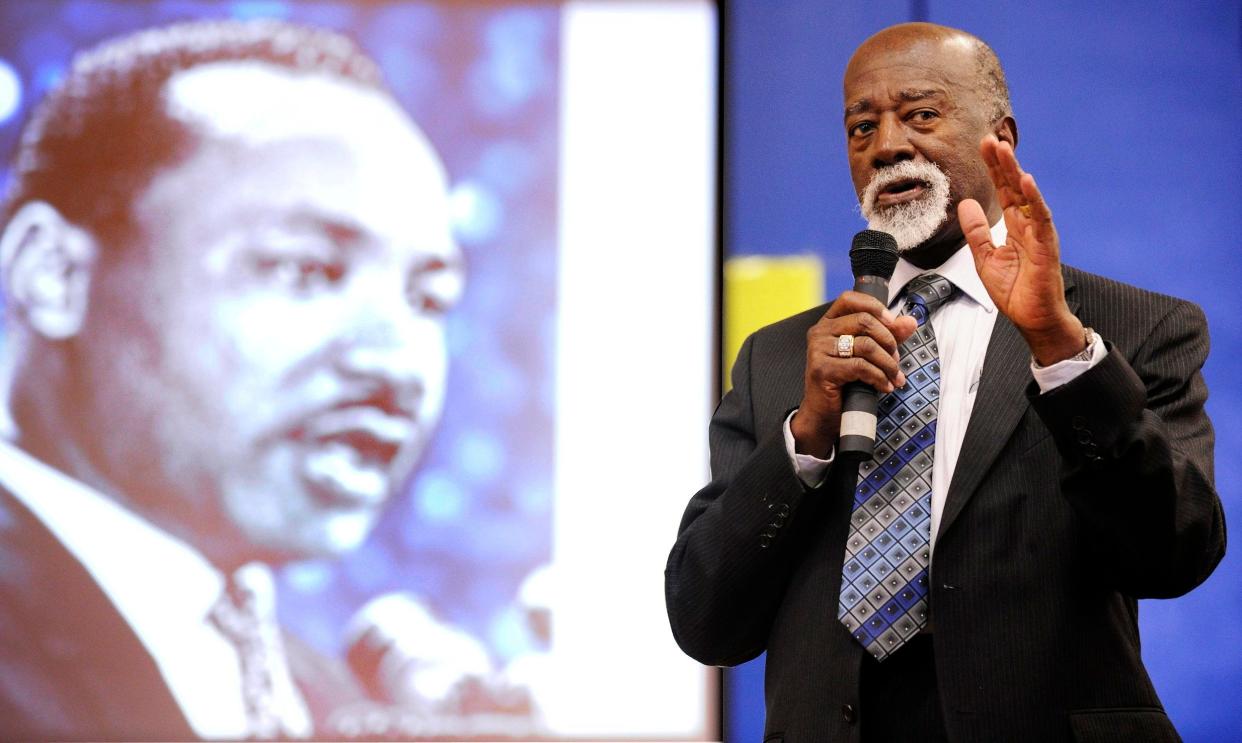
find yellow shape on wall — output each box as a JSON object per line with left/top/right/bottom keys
{"left": 723, "top": 255, "right": 825, "bottom": 392}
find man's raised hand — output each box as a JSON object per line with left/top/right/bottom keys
{"left": 958, "top": 135, "right": 1086, "bottom": 365}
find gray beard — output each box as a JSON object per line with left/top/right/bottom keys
{"left": 859, "top": 161, "right": 952, "bottom": 252}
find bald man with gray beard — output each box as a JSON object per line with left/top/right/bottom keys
{"left": 667, "top": 22, "right": 1222, "bottom": 743}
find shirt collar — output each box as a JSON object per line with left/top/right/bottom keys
{"left": 887, "top": 219, "right": 1006, "bottom": 313}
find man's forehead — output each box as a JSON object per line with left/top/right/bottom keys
{"left": 846, "top": 30, "right": 976, "bottom": 84}
{"left": 848, "top": 24, "right": 977, "bottom": 67}
{"left": 843, "top": 35, "right": 978, "bottom": 111}
{"left": 130, "top": 63, "right": 457, "bottom": 267}
{"left": 164, "top": 61, "right": 423, "bottom": 153}
{"left": 158, "top": 60, "right": 449, "bottom": 207}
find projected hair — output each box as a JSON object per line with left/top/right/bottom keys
{"left": 0, "top": 19, "right": 388, "bottom": 251}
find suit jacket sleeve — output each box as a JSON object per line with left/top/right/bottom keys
{"left": 665, "top": 328, "right": 832, "bottom": 666}
{"left": 1030, "top": 298, "right": 1225, "bottom": 598}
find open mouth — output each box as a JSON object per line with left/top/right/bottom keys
{"left": 876, "top": 178, "right": 929, "bottom": 207}
{"left": 313, "top": 426, "right": 402, "bottom": 468}
{"left": 290, "top": 406, "right": 419, "bottom": 507}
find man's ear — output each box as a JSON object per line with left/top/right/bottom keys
{"left": 0, "top": 201, "right": 98, "bottom": 340}
{"left": 995, "top": 115, "right": 1018, "bottom": 150}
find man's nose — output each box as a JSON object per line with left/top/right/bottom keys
{"left": 871, "top": 114, "right": 916, "bottom": 168}
{"left": 335, "top": 308, "right": 442, "bottom": 389}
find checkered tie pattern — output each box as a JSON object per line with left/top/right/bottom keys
{"left": 837, "top": 273, "right": 956, "bottom": 661}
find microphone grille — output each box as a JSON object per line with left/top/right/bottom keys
{"left": 849, "top": 230, "right": 900, "bottom": 279}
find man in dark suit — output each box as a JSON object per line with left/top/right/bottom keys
{"left": 665, "top": 22, "right": 1224, "bottom": 742}
{"left": 0, "top": 19, "right": 466, "bottom": 740}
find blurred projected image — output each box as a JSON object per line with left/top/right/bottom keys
{"left": 0, "top": 4, "right": 556, "bottom": 740}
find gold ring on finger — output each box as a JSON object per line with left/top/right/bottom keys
{"left": 836, "top": 334, "right": 855, "bottom": 358}
{"left": 1018, "top": 204, "right": 1033, "bottom": 218}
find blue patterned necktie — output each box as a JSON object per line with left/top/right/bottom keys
{"left": 837, "top": 273, "right": 956, "bottom": 661}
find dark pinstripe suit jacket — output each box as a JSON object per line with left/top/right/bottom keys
{"left": 666, "top": 265, "right": 1225, "bottom": 742}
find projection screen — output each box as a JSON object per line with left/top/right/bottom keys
{"left": 0, "top": 1, "right": 717, "bottom": 739}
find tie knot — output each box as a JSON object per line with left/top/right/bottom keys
{"left": 210, "top": 580, "right": 260, "bottom": 641}
{"left": 209, "top": 568, "right": 267, "bottom": 642}
{"left": 902, "top": 273, "right": 955, "bottom": 326}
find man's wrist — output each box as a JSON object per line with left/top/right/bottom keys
{"left": 790, "top": 409, "right": 836, "bottom": 459}
{"left": 1031, "top": 330, "right": 1105, "bottom": 392}
{"left": 1026, "top": 316, "right": 1089, "bottom": 367}
{"left": 784, "top": 410, "right": 833, "bottom": 488}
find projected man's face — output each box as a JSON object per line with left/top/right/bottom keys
{"left": 76, "top": 63, "right": 463, "bottom": 563}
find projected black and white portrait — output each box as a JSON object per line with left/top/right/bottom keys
{"left": 0, "top": 1, "right": 717, "bottom": 740}
{"left": 0, "top": 12, "right": 540, "bottom": 741}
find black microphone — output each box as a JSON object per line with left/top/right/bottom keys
{"left": 838, "top": 230, "right": 899, "bottom": 459}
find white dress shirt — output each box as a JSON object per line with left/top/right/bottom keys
{"left": 0, "top": 440, "right": 312, "bottom": 739}
{"left": 785, "top": 220, "right": 1105, "bottom": 554}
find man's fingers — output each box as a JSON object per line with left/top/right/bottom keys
{"left": 821, "top": 334, "right": 904, "bottom": 387}
{"left": 823, "top": 291, "right": 911, "bottom": 342}
{"left": 824, "top": 290, "right": 892, "bottom": 322}
{"left": 809, "top": 314, "right": 914, "bottom": 391}
{"left": 810, "top": 288, "right": 922, "bottom": 393}
{"left": 816, "top": 308, "right": 900, "bottom": 357}
{"left": 813, "top": 354, "right": 900, "bottom": 393}
{"left": 991, "top": 138, "right": 1027, "bottom": 198}
{"left": 979, "top": 136, "right": 1022, "bottom": 206}
{"left": 1019, "top": 173, "right": 1054, "bottom": 229}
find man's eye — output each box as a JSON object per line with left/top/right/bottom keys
{"left": 407, "top": 257, "right": 465, "bottom": 316}
{"left": 253, "top": 256, "right": 347, "bottom": 291}
{"left": 849, "top": 121, "right": 875, "bottom": 138}
{"left": 910, "top": 109, "right": 938, "bottom": 122}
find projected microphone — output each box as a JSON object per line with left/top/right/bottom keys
{"left": 838, "top": 230, "right": 899, "bottom": 459}
{"left": 345, "top": 592, "right": 494, "bottom": 707}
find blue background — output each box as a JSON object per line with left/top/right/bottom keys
{"left": 723, "top": 1, "right": 1242, "bottom": 740}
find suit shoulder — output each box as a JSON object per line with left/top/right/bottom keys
{"left": 1064, "top": 265, "right": 1202, "bottom": 313}
{"left": 1064, "top": 265, "right": 1206, "bottom": 336}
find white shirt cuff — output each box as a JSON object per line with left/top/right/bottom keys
{"left": 1030, "top": 334, "right": 1107, "bottom": 393}
{"left": 783, "top": 410, "right": 834, "bottom": 488}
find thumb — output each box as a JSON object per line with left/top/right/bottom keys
{"left": 957, "top": 198, "right": 994, "bottom": 265}
{"left": 893, "top": 314, "right": 918, "bottom": 344}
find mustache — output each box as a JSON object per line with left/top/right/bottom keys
{"left": 858, "top": 161, "right": 953, "bottom": 252}
{"left": 336, "top": 383, "right": 419, "bottom": 421}
{"left": 284, "top": 392, "right": 424, "bottom": 473}
{"left": 859, "top": 160, "right": 950, "bottom": 219}
{"left": 289, "top": 382, "right": 420, "bottom": 429}
{"left": 272, "top": 380, "right": 425, "bottom": 450}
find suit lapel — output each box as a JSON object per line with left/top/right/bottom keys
{"left": 0, "top": 485, "right": 195, "bottom": 739}
{"left": 936, "top": 274, "right": 1079, "bottom": 542}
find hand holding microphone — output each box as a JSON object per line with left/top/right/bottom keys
{"left": 790, "top": 230, "right": 916, "bottom": 460}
